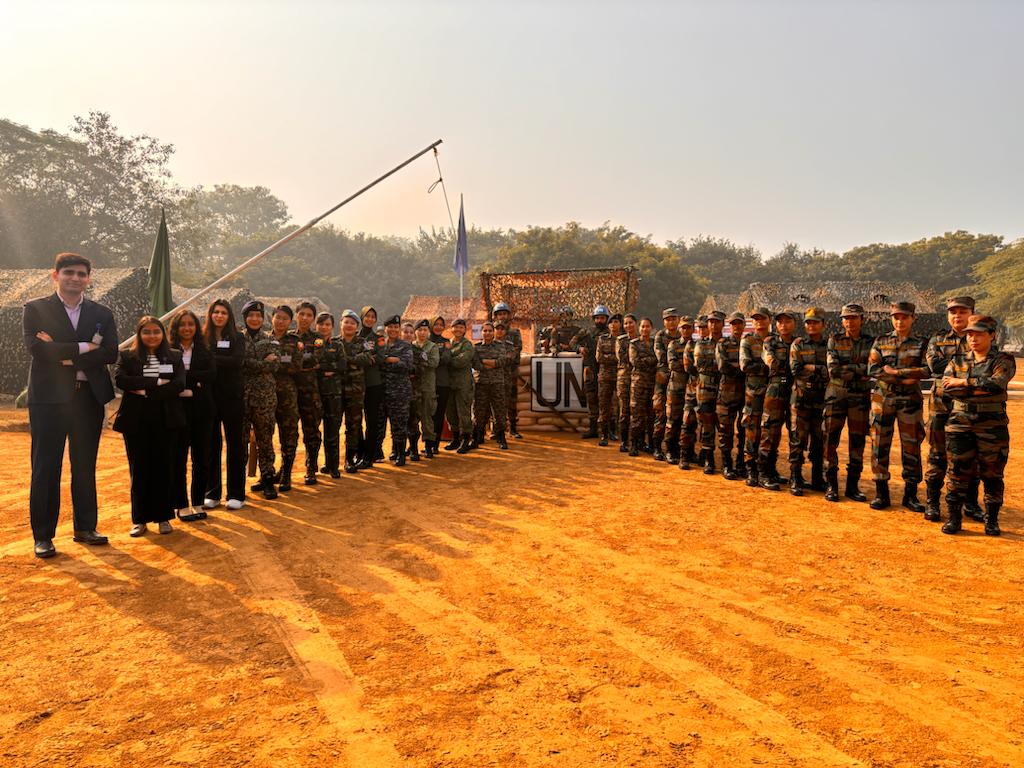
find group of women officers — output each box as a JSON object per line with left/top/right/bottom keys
{"left": 110, "top": 299, "right": 520, "bottom": 536}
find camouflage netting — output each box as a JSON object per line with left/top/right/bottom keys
{"left": 480, "top": 266, "right": 639, "bottom": 323}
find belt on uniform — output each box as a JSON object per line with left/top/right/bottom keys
{"left": 952, "top": 400, "right": 1005, "bottom": 414}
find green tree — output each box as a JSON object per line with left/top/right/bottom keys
{"left": 665, "top": 235, "right": 763, "bottom": 295}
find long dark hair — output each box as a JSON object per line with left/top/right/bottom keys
{"left": 203, "top": 299, "right": 240, "bottom": 346}
{"left": 130, "top": 315, "right": 172, "bottom": 361}
{"left": 169, "top": 309, "right": 208, "bottom": 351}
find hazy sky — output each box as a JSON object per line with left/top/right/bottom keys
{"left": 2, "top": 0, "right": 1021, "bottom": 256}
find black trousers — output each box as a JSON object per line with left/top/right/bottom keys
{"left": 207, "top": 397, "right": 246, "bottom": 502}
{"left": 173, "top": 399, "right": 212, "bottom": 509}
{"left": 29, "top": 387, "right": 104, "bottom": 540}
{"left": 433, "top": 385, "right": 450, "bottom": 441}
{"left": 123, "top": 414, "right": 177, "bottom": 524}
{"left": 361, "top": 384, "right": 385, "bottom": 457}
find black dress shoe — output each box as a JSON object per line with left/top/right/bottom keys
{"left": 34, "top": 539, "right": 56, "bottom": 558}
{"left": 73, "top": 530, "right": 109, "bottom": 545}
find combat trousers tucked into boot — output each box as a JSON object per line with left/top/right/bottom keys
{"left": 924, "top": 480, "right": 942, "bottom": 522}
{"left": 845, "top": 468, "right": 867, "bottom": 502}
{"left": 984, "top": 503, "right": 1001, "bottom": 536}
{"left": 941, "top": 500, "right": 963, "bottom": 535}
{"left": 582, "top": 418, "right": 599, "bottom": 439}
{"left": 277, "top": 455, "right": 294, "bottom": 492}
{"left": 824, "top": 468, "right": 839, "bottom": 502}
{"left": 809, "top": 457, "right": 826, "bottom": 492}
{"left": 408, "top": 437, "right": 420, "bottom": 462}
{"left": 721, "top": 451, "right": 738, "bottom": 481}
{"left": 629, "top": 436, "right": 641, "bottom": 457}
{"left": 344, "top": 448, "right": 360, "bottom": 474}
{"left": 758, "top": 456, "right": 780, "bottom": 490}
{"left": 619, "top": 424, "right": 630, "bottom": 453}
{"left": 456, "top": 432, "right": 473, "bottom": 454}
{"left": 702, "top": 449, "right": 716, "bottom": 475}
{"left": 869, "top": 481, "right": 890, "bottom": 510}
{"left": 495, "top": 431, "right": 509, "bottom": 450}
{"left": 394, "top": 437, "right": 407, "bottom": 467}
{"left": 789, "top": 467, "right": 804, "bottom": 497}
{"left": 444, "top": 432, "right": 461, "bottom": 451}
{"left": 260, "top": 472, "right": 277, "bottom": 500}
{"left": 745, "top": 460, "right": 759, "bottom": 487}
{"left": 965, "top": 478, "right": 985, "bottom": 522}
{"left": 902, "top": 483, "right": 925, "bottom": 513}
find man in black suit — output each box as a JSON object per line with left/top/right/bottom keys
{"left": 23, "top": 253, "right": 118, "bottom": 558}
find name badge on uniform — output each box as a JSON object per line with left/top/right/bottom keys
{"left": 217, "top": 339, "right": 231, "bottom": 349}
{"left": 159, "top": 364, "right": 174, "bottom": 374}
{"left": 363, "top": 341, "right": 374, "bottom": 351}
{"left": 303, "top": 352, "right": 312, "bottom": 359}
{"left": 280, "top": 354, "right": 292, "bottom": 363}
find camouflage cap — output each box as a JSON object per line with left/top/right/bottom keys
{"left": 946, "top": 296, "right": 976, "bottom": 311}
{"left": 727, "top": 311, "right": 745, "bottom": 324}
{"left": 965, "top": 314, "right": 997, "bottom": 333}
{"left": 241, "top": 299, "right": 264, "bottom": 317}
{"left": 750, "top": 306, "right": 772, "bottom": 320}
{"left": 451, "top": 318, "right": 467, "bottom": 327}
{"left": 708, "top": 310, "right": 727, "bottom": 322}
{"left": 775, "top": 310, "right": 797, "bottom": 321}
{"left": 609, "top": 312, "right": 623, "bottom": 322}
{"left": 341, "top": 309, "right": 360, "bottom": 324}
{"left": 695, "top": 314, "right": 708, "bottom": 327}
{"left": 678, "top": 315, "right": 693, "bottom": 327}
{"left": 890, "top": 301, "right": 916, "bottom": 316}
{"left": 661, "top": 307, "right": 679, "bottom": 319}
{"left": 804, "top": 307, "right": 826, "bottom": 322}
{"left": 840, "top": 303, "right": 864, "bottom": 318}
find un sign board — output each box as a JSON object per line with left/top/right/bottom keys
{"left": 531, "top": 355, "right": 587, "bottom": 412}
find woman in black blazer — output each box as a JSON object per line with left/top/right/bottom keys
{"left": 203, "top": 299, "right": 247, "bottom": 510}
{"left": 113, "top": 316, "right": 185, "bottom": 536}
{"left": 169, "top": 309, "right": 216, "bottom": 522}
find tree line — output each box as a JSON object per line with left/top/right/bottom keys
{"left": 1, "top": 113, "right": 1020, "bottom": 327}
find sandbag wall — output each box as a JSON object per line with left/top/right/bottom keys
{"left": 512, "top": 354, "right": 590, "bottom": 433}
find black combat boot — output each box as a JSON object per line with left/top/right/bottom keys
{"left": 408, "top": 437, "right": 421, "bottom": 462}
{"left": 304, "top": 456, "right": 318, "bottom": 485}
{"left": 395, "top": 437, "right": 407, "bottom": 467}
{"left": 618, "top": 424, "right": 629, "bottom": 453}
{"left": 901, "top": 483, "right": 925, "bottom": 513}
{"left": 277, "top": 456, "right": 294, "bottom": 492}
{"left": 666, "top": 435, "right": 679, "bottom": 464}
{"left": 344, "top": 448, "right": 359, "bottom": 473}
{"left": 809, "top": 460, "right": 827, "bottom": 492}
{"left": 844, "top": 468, "right": 867, "bottom": 502}
{"left": 924, "top": 481, "right": 942, "bottom": 522}
{"left": 824, "top": 468, "right": 840, "bottom": 502}
{"left": 598, "top": 426, "right": 609, "bottom": 447}
{"left": 261, "top": 473, "right": 278, "bottom": 500}
{"left": 869, "top": 481, "right": 890, "bottom": 510}
{"left": 703, "top": 449, "right": 716, "bottom": 476}
{"left": 251, "top": 477, "right": 266, "bottom": 492}
{"left": 745, "top": 461, "right": 759, "bottom": 487}
{"left": 456, "top": 433, "right": 473, "bottom": 454}
{"left": 678, "top": 450, "right": 690, "bottom": 470}
{"left": 735, "top": 452, "right": 748, "bottom": 480}
{"left": 789, "top": 467, "right": 804, "bottom": 497}
{"left": 758, "top": 458, "right": 780, "bottom": 490}
{"left": 389, "top": 445, "right": 398, "bottom": 462}
{"left": 582, "top": 418, "right": 599, "bottom": 439}
{"left": 653, "top": 439, "right": 666, "bottom": 461}
{"left": 609, "top": 424, "right": 618, "bottom": 441}
{"left": 984, "top": 502, "right": 1001, "bottom": 536}
{"left": 722, "top": 453, "right": 738, "bottom": 481}
{"left": 509, "top": 413, "right": 522, "bottom": 439}
{"left": 941, "top": 500, "right": 963, "bottom": 535}
{"left": 629, "top": 437, "right": 641, "bottom": 457}
{"left": 424, "top": 440, "right": 434, "bottom": 458}
{"left": 496, "top": 431, "right": 509, "bottom": 450}
{"left": 469, "top": 427, "right": 482, "bottom": 450}
{"left": 964, "top": 478, "right": 985, "bottom": 521}
{"left": 444, "top": 432, "right": 461, "bottom": 451}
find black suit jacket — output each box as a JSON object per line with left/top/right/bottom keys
{"left": 22, "top": 293, "right": 118, "bottom": 405}
{"left": 112, "top": 349, "right": 187, "bottom": 433}
{"left": 172, "top": 341, "right": 217, "bottom": 411}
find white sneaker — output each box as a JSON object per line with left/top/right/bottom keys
{"left": 202, "top": 498, "right": 219, "bottom": 510}
{"left": 226, "top": 498, "right": 244, "bottom": 510}
{"left": 129, "top": 523, "right": 147, "bottom": 537}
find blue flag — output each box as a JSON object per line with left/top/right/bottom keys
{"left": 453, "top": 195, "right": 469, "bottom": 276}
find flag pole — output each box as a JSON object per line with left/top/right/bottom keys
{"left": 121, "top": 139, "right": 443, "bottom": 349}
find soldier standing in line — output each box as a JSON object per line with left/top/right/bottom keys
{"left": 788, "top": 307, "right": 829, "bottom": 496}
{"left": 241, "top": 301, "right": 279, "bottom": 500}
{"left": 472, "top": 321, "right": 509, "bottom": 450}
{"left": 494, "top": 322, "right": 521, "bottom": 443}
{"left": 680, "top": 315, "right": 708, "bottom": 469}
{"left": 653, "top": 309, "right": 682, "bottom": 461}
{"left": 939, "top": 315, "right": 1015, "bottom": 535}
{"left": 924, "top": 297, "right": 982, "bottom": 522}
{"left": 358, "top": 307, "right": 386, "bottom": 465}
{"left": 758, "top": 310, "right": 797, "bottom": 490}
{"left": 293, "top": 301, "right": 324, "bottom": 485}
{"left": 695, "top": 310, "right": 725, "bottom": 475}
{"left": 315, "top": 312, "right": 344, "bottom": 478}
{"left": 615, "top": 314, "right": 638, "bottom": 452}
{"left": 411, "top": 319, "right": 440, "bottom": 459}
{"left": 540, "top": 306, "right": 580, "bottom": 355}
{"left": 400, "top": 322, "right": 422, "bottom": 460}
{"left": 338, "top": 310, "right": 375, "bottom": 472}
{"left": 592, "top": 310, "right": 622, "bottom": 446}
{"left": 446, "top": 318, "right": 476, "bottom": 454}
{"left": 823, "top": 304, "right": 874, "bottom": 502}
{"left": 716, "top": 312, "right": 747, "bottom": 480}
{"left": 379, "top": 315, "right": 414, "bottom": 466}
{"left": 428, "top": 316, "right": 452, "bottom": 454}
{"left": 627, "top": 317, "right": 657, "bottom": 457}
{"left": 269, "top": 305, "right": 301, "bottom": 492}
{"left": 664, "top": 316, "right": 693, "bottom": 465}
{"left": 571, "top": 306, "right": 609, "bottom": 439}
{"left": 866, "top": 301, "right": 929, "bottom": 511}
{"left": 492, "top": 303, "right": 524, "bottom": 438}
{"left": 739, "top": 308, "right": 772, "bottom": 486}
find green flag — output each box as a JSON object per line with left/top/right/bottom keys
{"left": 148, "top": 207, "right": 173, "bottom": 317}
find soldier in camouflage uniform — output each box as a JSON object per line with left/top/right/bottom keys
{"left": 539, "top": 306, "right": 580, "bottom": 355}
{"left": 939, "top": 314, "right": 1015, "bottom": 535}
{"left": 740, "top": 308, "right": 772, "bottom": 486}
{"left": 293, "top": 302, "right": 324, "bottom": 485}
{"left": 492, "top": 303, "right": 524, "bottom": 438}
{"left": 379, "top": 315, "right": 415, "bottom": 466}
{"left": 446, "top": 318, "right": 476, "bottom": 454}
{"left": 358, "top": 307, "right": 386, "bottom": 465}
{"left": 758, "top": 311, "right": 797, "bottom": 490}
{"left": 652, "top": 309, "right": 682, "bottom": 461}
{"left": 716, "top": 312, "right": 746, "bottom": 480}
{"left": 338, "top": 310, "right": 375, "bottom": 472}
{"left": 866, "top": 301, "right": 929, "bottom": 511}
{"left": 570, "top": 306, "right": 609, "bottom": 439}
{"left": 615, "top": 314, "right": 638, "bottom": 452}
{"left": 695, "top": 311, "right": 725, "bottom": 475}
{"left": 679, "top": 316, "right": 707, "bottom": 468}
{"left": 315, "top": 312, "right": 344, "bottom": 478}
{"left": 495, "top": 322, "right": 520, "bottom": 440}
{"left": 627, "top": 317, "right": 657, "bottom": 457}
{"left": 788, "top": 307, "right": 829, "bottom": 496}
{"left": 823, "top": 303, "right": 873, "bottom": 503}
{"left": 472, "top": 321, "right": 509, "bottom": 450}
{"left": 411, "top": 319, "right": 440, "bottom": 459}
{"left": 924, "top": 297, "right": 982, "bottom": 522}
{"left": 665, "top": 316, "right": 693, "bottom": 465}
{"left": 241, "top": 301, "right": 279, "bottom": 500}
{"left": 269, "top": 305, "right": 301, "bottom": 492}
{"left": 594, "top": 313, "right": 623, "bottom": 446}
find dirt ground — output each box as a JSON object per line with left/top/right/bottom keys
{"left": 1, "top": 398, "right": 1022, "bottom": 768}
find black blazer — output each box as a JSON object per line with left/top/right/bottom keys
{"left": 22, "top": 293, "right": 118, "bottom": 405}
{"left": 172, "top": 341, "right": 217, "bottom": 411}
{"left": 112, "top": 349, "right": 186, "bottom": 433}
{"left": 209, "top": 330, "right": 245, "bottom": 401}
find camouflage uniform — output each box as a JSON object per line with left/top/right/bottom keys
{"left": 339, "top": 335, "right": 375, "bottom": 467}
{"left": 446, "top": 336, "right": 476, "bottom": 436}
{"left": 627, "top": 337, "right": 657, "bottom": 455}
{"left": 615, "top": 333, "right": 633, "bottom": 448}
{"left": 503, "top": 327, "right": 523, "bottom": 434}
{"left": 380, "top": 336, "right": 414, "bottom": 447}
{"left": 694, "top": 335, "right": 722, "bottom": 468}
{"left": 665, "top": 334, "right": 689, "bottom": 463}
{"left": 242, "top": 330, "right": 279, "bottom": 484}
{"left": 570, "top": 323, "right": 602, "bottom": 432}
{"left": 539, "top": 322, "right": 580, "bottom": 355}
{"left": 681, "top": 332, "right": 701, "bottom": 462}
{"left": 272, "top": 331, "right": 301, "bottom": 483}
{"left": 739, "top": 329, "right": 769, "bottom": 479}
{"left": 294, "top": 329, "right": 324, "bottom": 479}
{"left": 595, "top": 330, "right": 619, "bottom": 436}
{"left": 824, "top": 323, "right": 873, "bottom": 495}
{"left": 758, "top": 331, "right": 795, "bottom": 484}
{"left": 653, "top": 324, "right": 681, "bottom": 457}
{"left": 941, "top": 343, "right": 1015, "bottom": 534}
{"left": 411, "top": 338, "right": 440, "bottom": 446}
{"left": 473, "top": 339, "right": 508, "bottom": 437}
{"left": 789, "top": 331, "right": 828, "bottom": 490}
{"left": 317, "top": 335, "right": 345, "bottom": 474}
{"left": 716, "top": 331, "right": 745, "bottom": 474}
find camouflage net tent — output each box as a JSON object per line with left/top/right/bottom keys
{"left": 480, "top": 266, "right": 639, "bottom": 352}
